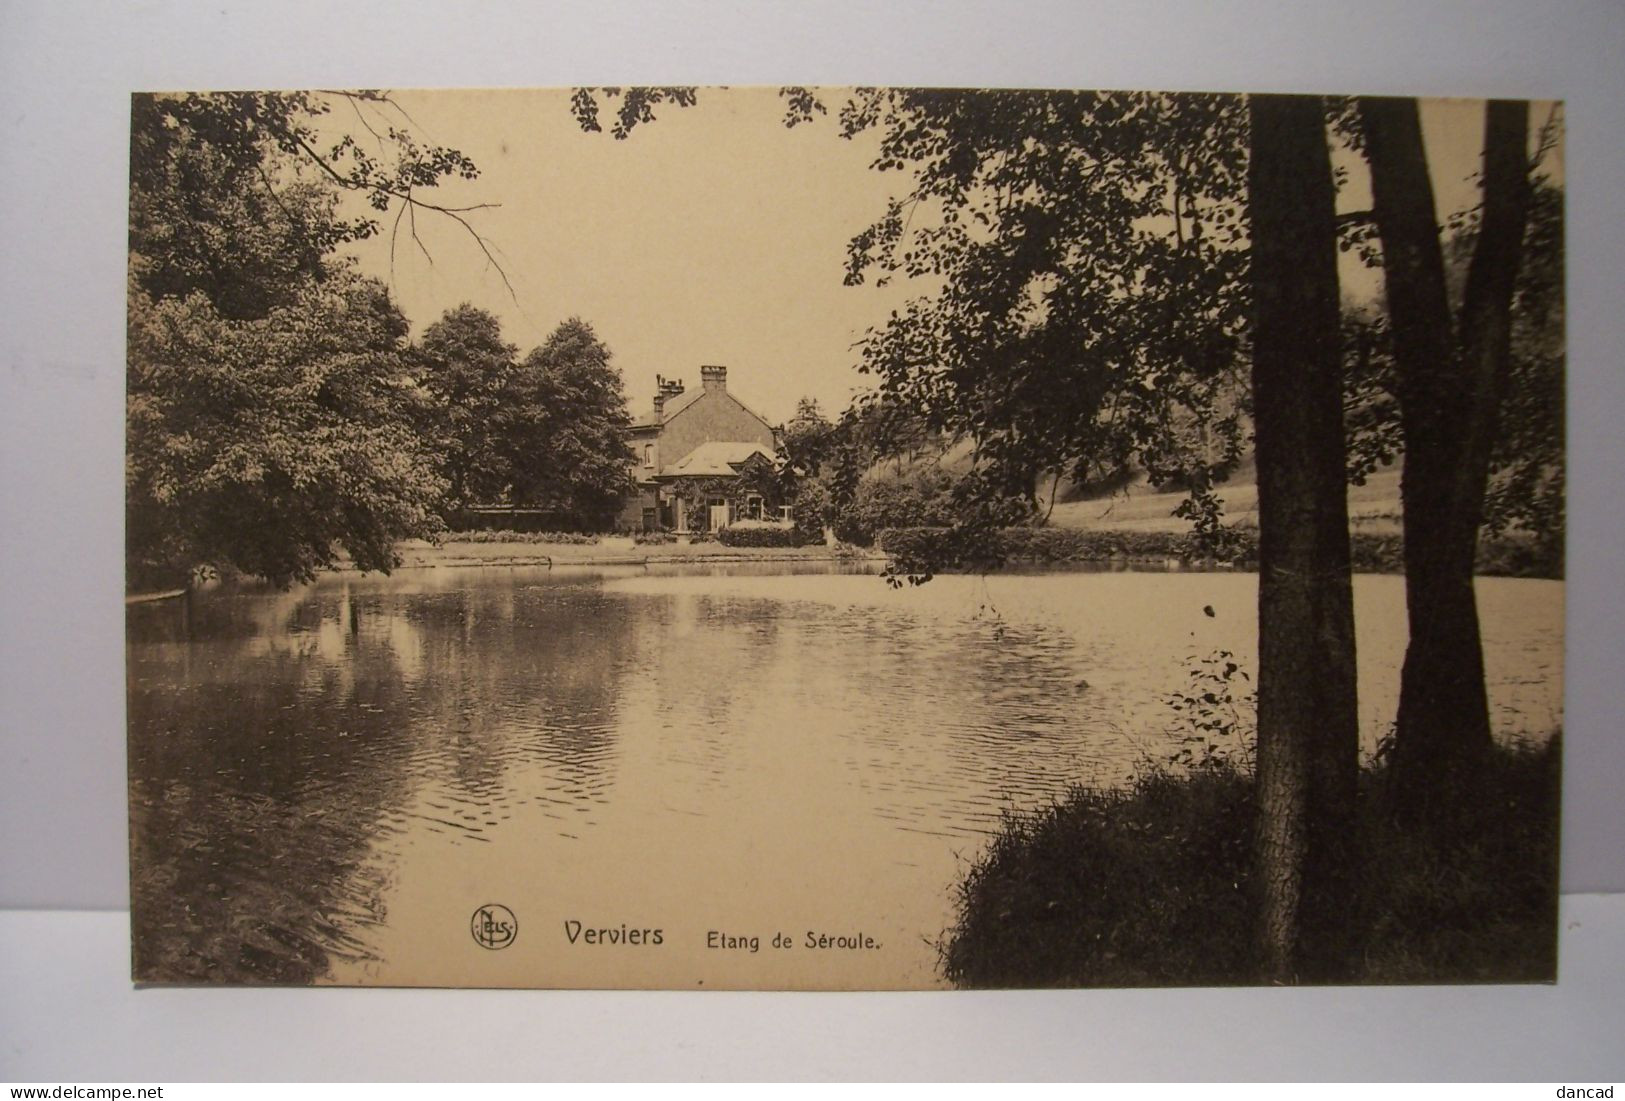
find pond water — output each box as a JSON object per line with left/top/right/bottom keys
{"left": 126, "top": 564, "right": 1563, "bottom": 988}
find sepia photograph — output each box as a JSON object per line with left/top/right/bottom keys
{"left": 124, "top": 85, "right": 1566, "bottom": 990}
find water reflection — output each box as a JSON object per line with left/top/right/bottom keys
{"left": 128, "top": 572, "right": 638, "bottom": 982}
{"left": 127, "top": 565, "right": 1564, "bottom": 986}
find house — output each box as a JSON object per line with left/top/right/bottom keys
{"left": 618, "top": 365, "right": 783, "bottom": 533}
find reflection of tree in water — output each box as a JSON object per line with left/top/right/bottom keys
{"left": 129, "top": 591, "right": 419, "bottom": 983}
{"left": 405, "top": 583, "right": 638, "bottom": 823}
{"left": 128, "top": 575, "right": 639, "bottom": 981}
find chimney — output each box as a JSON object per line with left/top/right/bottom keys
{"left": 700, "top": 365, "right": 727, "bottom": 393}
{"left": 653, "top": 374, "right": 685, "bottom": 421}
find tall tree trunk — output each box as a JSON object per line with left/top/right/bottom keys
{"left": 1246, "top": 94, "right": 1361, "bottom": 981}
{"left": 1360, "top": 98, "right": 1531, "bottom": 821}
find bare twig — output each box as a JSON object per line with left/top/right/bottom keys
{"left": 406, "top": 190, "right": 433, "bottom": 266}
{"left": 1040, "top": 470, "right": 1061, "bottom": 523}
{"left": 279, "top": 128, "right": 515, "bottom": 300}
{"left": 387, "top": 198, "right": 408, "bottom": 288}
{"left": 254, "top": 162, "right": 303, "bottom": 232}
{"left": 341, "top": 93, "right": 389, "bottom": 157}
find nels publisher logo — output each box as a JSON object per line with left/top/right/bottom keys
{"left": 471, "top": 903, "right": 517, "bottom": 950}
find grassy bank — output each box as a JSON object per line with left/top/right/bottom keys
{"left": 940, "top": 738, "right": 1561, "bottom": 988}
{"left": 1046, "top": 465, "right": 1406, "bottom": 535}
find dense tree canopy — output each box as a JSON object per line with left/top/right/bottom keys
{"left": 503, "top": 318, "right": 636, "bottom": 529}
{"left": 129, "top": 91, "right": 649, "bottom": 586}
{"left": 126, "top": 91, "right": 480, "bottom": 587}
{"left": 838, "top": 89, "right": 1251, "bottom": 525}
{"left": 409, "top": 309, "right": 636, "bottom": 529}
{"left": 778, "top": 397, "right": 836, "bottom": 480}
{"left": 415, "top": 304, "right": 518, "bottom": 509}
{"left": 127, "top": 269, "right": 446, "bottom": 589}
{"left": 130, "top": 92, "right": 490, "bottom": 320}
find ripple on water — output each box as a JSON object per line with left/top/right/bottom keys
{"left": 127, "top": 567, "right": 1564, "bottom": 984}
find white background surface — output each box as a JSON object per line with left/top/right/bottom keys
{"left": 1, "top": 0, "right": 1621, "bottom": 1081}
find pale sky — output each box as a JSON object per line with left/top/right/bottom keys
{"left": 338, "top": 87, "right": 913, "bottom": 426}
{"left": 337, "top": 89, "right": 1561, "bottom": 426}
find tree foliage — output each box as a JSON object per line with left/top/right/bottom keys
{"left": 570, "top": 86, "right": 699, "bottom": 139}
{"left": 837, "top": 89, "right": 1252, "bottom": 529}
{"left": 776, "top": 392, "right": 1014, "bottom": 550}
{"left": 415, "top": 304, "right": 518, "bottom": 509}
{"left": 127, "top": 271, "right": 446, "bottom": 589}
{"left": 130, "top": 91, "right": 504, "bottom": 309}
{"left": 414, "top": 311, "right": 636, "bottom": 529}
{"left": 834, "top": 465, "right": 960, "bottom": 547}
{"left": 127, "top": 91, "right": 478, "bottom": 588}
{"left": 778, "top": 397, "right": 836, "bottom": 481}
{"left": 504, "top": 318, "right": 636, "bottom": 530}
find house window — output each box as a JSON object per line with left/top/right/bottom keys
{"left": 745, "top": 494, "right": 763, "bottom": 520}
{"left": 643, "top": 443, "right": 654, "bottom": 468}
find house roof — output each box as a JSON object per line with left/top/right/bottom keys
{"left": 658, "top": 387, "right": 707, "bottom": 421}
{"left": 658, "top": 441, "right": 776, "bottom": 478}
{"left": 630, "top": 386, "right": 706, "bottom": 429}
{"left": 630, "top": 385, "right": 776, "bottom": 433}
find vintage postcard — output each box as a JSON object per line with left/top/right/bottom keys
{"left": 125, "top": 87, "right": 1564, "bottom": 988}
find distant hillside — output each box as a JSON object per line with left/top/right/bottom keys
{"left": 855, "top": 432, "right": 1407, "bottom": 537}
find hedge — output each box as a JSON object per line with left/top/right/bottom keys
{"left": 717, "top": 524, "right": 812, "bottom": 548}
{"left": 446, "top": 529, "right": 599, "bottom": 545}
{"left": 877, "top": 526, "right": 1560, "bottom": 579}
{"left": 878, "top": 526, "right": 1227, "bottom": 568}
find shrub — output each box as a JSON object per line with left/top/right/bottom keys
{"left": 1352, "top": 737, "right": 1561, "bottom": 983}
{"left": 1475, "top": 532, "right": 1563, "bottom": 579}
{"left": 717, "top": 524, "right": 807, "bottom": 548}
{"left": 632, "top": 530, "right": 676, "bottom": 545}
{"left": 790, "top": 478, "right": 833, "bottom": 545}
{"left": 834, "top": 467, "right": 958, "bottom": 546}
{"left": 995, "top": 527, "right": 1204, "bottom": 563}
{"left": 1348, "top": 532, "right": 1558, "bottom": 578}
{"left": 939, "top": 738, "right": 1560, "bottom": 988}
{"left": 1349, "top": 532, "right": 1404, "bottom": 573}
{"left": 446, "top": 529, "right": 599, "bottom": 545}
{"left": 876, "top": 526, "right": 1558, "bottom": 579}
{"left": 878, "top": 526, "right": 1252, "bottom": 568}
{"left": 941, "top": 762, "right": 1257, "bottom": 988}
